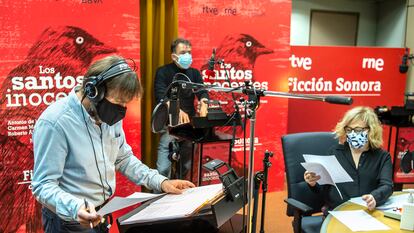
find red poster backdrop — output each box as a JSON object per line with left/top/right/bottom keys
{"left": 0, "top": 1, "right": 140, "bottom": 232}
{"left": 178, "top": 0, "right": 291, "bottom": 191}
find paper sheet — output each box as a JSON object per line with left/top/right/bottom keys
{"left": 303, "top": 154, "right": 353, "bottom": 183}
{"left": 301, "top": 162, "right": 343, "bottom": 199}
{"left": 301, "top": 154, "right": 353, "bottom": 200}
{"left": 121, "top": 184, "right": 224, "bottom": 224}
{"left": 329, "top": 210, "right": 390, "bottom": 231}
{"left": 97, "top": 192, "right": 164, "bottom": 216}
{"left": 349, "top": 193, "right": 409, "bottom": 210}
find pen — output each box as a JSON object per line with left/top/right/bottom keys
{"left": 84, "top": 199, "right": 94, "bottom": 229}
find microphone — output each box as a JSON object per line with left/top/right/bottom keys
{"left": 324, "top": 96, "right": 353, "bottom": 105}
{"left": 178, "top": 81, "right": 207, "bottom": 89}
{"left": 400, "top": 49, "right": 409, "bottom": 74}
{"left": 205, "top": 48, "right": 216, "bottom": 78}
{"left": 168, "top": 84, "right": 180, "bottom": 126}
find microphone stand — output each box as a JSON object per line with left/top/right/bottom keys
{"left": 250, "top": 150, "right": 273, "bottom": 233}
{"left": 176, "top": 80, "right": 352, "bottom": 233}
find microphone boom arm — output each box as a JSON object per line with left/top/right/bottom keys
{"left": 206, "top": 86, "right": 353, "bottom": 105}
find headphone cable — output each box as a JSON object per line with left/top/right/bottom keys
{"left": 81, "top": 94, "right": 107, "bottom": 202}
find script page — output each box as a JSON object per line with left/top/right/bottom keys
{"left": 329, "top": 210, "right": 390, "bottom": 231}
{"left": 303, "top": 154, "right": 353, "bottom": 183}
{"left": 121, "top": 184, "right": 224, "bottom": 224}
{"left": 301, "top": 154, "right": 353, "bottom": 199}
{"left": 97, "top": 192, "right": 164, "bottom": 216}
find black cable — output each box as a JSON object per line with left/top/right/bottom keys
{"left": 242, "top": 104, "right": 248, "bottom": 233}
{"left": 100, "top": 125, "right": 113, "bottom": 196}
{"left": 81, "top": 94, "right": 107, "bottom": 202}
{"left": 159, "top": 72, "right": 191, "bottom": 102}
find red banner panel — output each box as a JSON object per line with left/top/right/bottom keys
{"left": 0, "top": 1, "right": 140, "bottom": 232}
{"left": 178, "top": 0, "right": 291, "bottom": 191}
{"left": 287, "top": 46, "right": 407, "bottom": 184}
{"left": 287, "top": 46, "right": 406, "bottom": 133}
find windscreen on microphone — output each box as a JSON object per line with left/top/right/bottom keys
{"left": 324, "top": 96, "right": 353, "bottom": 105}
{"left": 400, "top": 48, "right": 409, "bottom": 74}
{"left": 400, "top": 53, "right": 408, "bottom": 73}
{"left": 400, "top": 54, "right": 409, "bottom": 74}
{"left": 208, "top": 48, "right": 216, "bottom": 70}
{"left": 206, "top": 48, "right": 216, "bottom": 78}
{"left": 169, "top": 99, "right": 179, "bottom": 126}
{"left": 400, "top": 64, "right": 409, "bottom": 74}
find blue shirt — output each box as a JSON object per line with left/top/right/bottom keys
{"left": 32, "top": 87, "right": 167, "bottom": 221}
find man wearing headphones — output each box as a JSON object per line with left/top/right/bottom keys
{"left": 154, "top": 38, "right": 208, "bottom": 179}
{"left": 32, "top": 55, "right": 194, "bottom": 233}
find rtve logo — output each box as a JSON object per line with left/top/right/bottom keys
{"left": 362, "top": 58, "right": 384, "bottom": 71}
{"left": 289, "top": 54, "right": 312, "bottom": 71}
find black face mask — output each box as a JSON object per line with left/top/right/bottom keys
{"left": 95, "top": 98, "right": 127, "bottom": 126}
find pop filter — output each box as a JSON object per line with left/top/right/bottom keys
{"left": 151, "top": 101, "right": 169, "bottom": 133}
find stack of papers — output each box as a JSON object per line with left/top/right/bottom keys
{"left": 121, "top": 184, "right": 224, "bottom": 224}
{"left": 301, "top": 154, "right": 353, "bottom": 199}
{"left": 349, "top": 193, "right": 409, "bottom": 210}
{"left": 329, "top": 210, "right": 390, "bottom": 231}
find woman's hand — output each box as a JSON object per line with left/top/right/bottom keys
{"left": 304, "top": 171, "right": 320, "bottom": 187}
{"left": 362, "top": 194, "right": 376, "bottom": 211}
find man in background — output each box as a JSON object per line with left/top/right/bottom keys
{"left": 154, "top": 38, "right": 208, "bottom": 179}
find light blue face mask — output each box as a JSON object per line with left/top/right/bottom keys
{"left": 175, "top": 53, "right": 192, "bottom": 69}
{"left": 346, "top": 130, "right": 368, "bottom": 149}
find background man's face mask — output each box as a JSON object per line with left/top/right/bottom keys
{"left": 346, "top": 130, "right": 368, "bottom": 149}
{"left": 174, "top": 52, "right": 192, "bottom": 69}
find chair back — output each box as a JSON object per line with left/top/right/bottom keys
{"left": 282, "top": 132, "right": 338, "bottom": 216}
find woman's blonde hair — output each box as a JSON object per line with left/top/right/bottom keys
{"left": 334, "top": 106, "right": 383, "bottom": 149}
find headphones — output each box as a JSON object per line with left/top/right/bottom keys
{"left": 84, "top": 59, "right": 134, "bottom": 103}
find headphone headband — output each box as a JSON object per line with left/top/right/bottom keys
{"left": 85, "top": 59, "right": 134, "bottom": 103}
{"left": 94, "top": 60, "right": 133, "bottom": 86}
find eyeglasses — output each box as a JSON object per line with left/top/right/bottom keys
{"left": 344, "top": 126, "right": 369, "bottom": 134}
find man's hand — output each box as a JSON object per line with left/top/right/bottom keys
{"left": 161, "top": 179, "right": 195, "bottom": 194}
{"left": 179, "top": 110, "right": 190, "bottom": 124}
{"left": 304, "top": 171, "right": 320, "bottom": 187}
{"left": 77, "top": 203, "right": 101, "bottom": 228}
{"left": 199, "top": 98, "right": 208, "bottom": 117}
{"left": 362, "top": 194, "right": 376, "bottom": 211}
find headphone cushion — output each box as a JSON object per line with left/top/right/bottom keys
{"left": 85, "top": 78, "right": 106, "bottom": 103}
{"left": 85, "top": 81, "right": 97, "bottom": 98}
{"left": 94, "top": 84, "right": 106, "bottom": 103}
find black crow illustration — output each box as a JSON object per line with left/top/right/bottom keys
{"left": 200, "top": 33, "right": 273, "bottom": 127}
